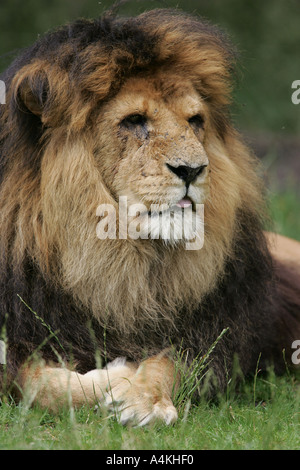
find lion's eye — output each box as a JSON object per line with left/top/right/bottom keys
{"left": 121, "top": 114, "right": 147, "bottom": 127}
{"left": 188, "top": 114, "right": 205, "bottom": 129}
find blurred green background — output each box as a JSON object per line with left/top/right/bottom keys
{"left": 0, "top": 0, "right": 299, "bottom": 236}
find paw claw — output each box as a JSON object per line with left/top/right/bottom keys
{"left": 103, "top": 375, "right": 178, "bottom": 426}
{"left": 104, "top": 390, "right": 178, "bottom": 426}
{"left": 163, "top": 406, "right": 178, "bottom": 425}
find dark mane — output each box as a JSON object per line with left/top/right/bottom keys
{"left": 2, "top": 205, "right": 299, "bottom": 390}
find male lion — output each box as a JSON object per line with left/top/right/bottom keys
{"left": 0, "top": 9, "right": 300, "bottom": 426}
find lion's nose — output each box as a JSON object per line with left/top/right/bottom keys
{"left": 166, "top": 163, "right": 207, "bottom": 185}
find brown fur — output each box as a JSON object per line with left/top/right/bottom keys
{"left": 0, "top": 9, "right": 299, "bottom": 425}
{"left": 266, "top": 232, "right": 300, "bottom": 263}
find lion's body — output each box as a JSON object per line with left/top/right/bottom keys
{"left": 0, "top": 9, "right": 299, "bottom": 424}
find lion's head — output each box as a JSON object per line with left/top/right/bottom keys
{"left": 0, "top": 9, "right": 265, "bottom": 334}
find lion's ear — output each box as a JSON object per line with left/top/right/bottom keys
{"left": 15, "top": 68, "right": 49, "bottom": 118}
{"left": 18, "top": 78, "right": 45, "bottom": 116}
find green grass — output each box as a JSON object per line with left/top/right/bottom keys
{"left": 1, "top": 371, "right": 300, "bottom": 450}
{"left": 0, "top": 186, "right": 299, "bottom": 450}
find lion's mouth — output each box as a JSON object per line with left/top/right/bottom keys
{"left": 175, "top": 195, "right": 198, "bottom": 212}
{"left": 175, "top": 196, "right": 193, "bottom": 209}
{"left": 147, "top": 196, "right": 196, "bottom": 217}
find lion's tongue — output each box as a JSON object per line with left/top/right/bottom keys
{"left": 176, "top": 198, "right": 192, "bottom": 208}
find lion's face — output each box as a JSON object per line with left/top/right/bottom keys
{"left": 94, "top": 72, "right": 210, "bottom": 243}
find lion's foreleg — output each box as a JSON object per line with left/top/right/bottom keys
{"left": 18, "top": 358, "right": 137, "bottom": 412}
{"left": 18, "top": 355, "right": 179, "bottom": 425}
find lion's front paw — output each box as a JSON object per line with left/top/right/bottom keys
{"left": 105, "top": 377, "right": 178, "bottom": 426}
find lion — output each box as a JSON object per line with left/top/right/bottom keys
{"left": 0, "top": 8, "right": 300, "bottom": 426}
